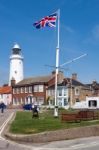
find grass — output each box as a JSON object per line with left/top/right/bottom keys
{"left": 10, "top": 109, "right": 99, "bottom": 134}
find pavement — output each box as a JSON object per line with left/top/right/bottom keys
{"left": 0, "top": 109, "right": 32, "bottom": 149}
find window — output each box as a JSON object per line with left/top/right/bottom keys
{"left": 25, "top": 87, "right": 28, "bottom": 93}
{"left": 29, "top": 86, "right": 32, "bottom": 93}
{"left": 37, "top": 97, "right": 44, "bottom": 105}
{"left": 64, "top": 98, "right": 68, "bottom": 106}
{"left": 13, "top": 98, "right": 17, "bottom": 105}
{"left": 34, "top": 85, "right": 44, "bottom": 92}
{"left": 17, "top": 88, "right": 20, "bottom": 94}
{"left": 34, "top": 85, "right": 38, "bottom": 92}
{"left": 1, "top": 94, "right": 3, "bottom": 98}
{"left": 89, "top": 100, "right": 97, "bottom": 107}
{"left": 64, "top": 88, "right": 67, "bottom": 96}
{"left": 13, "top": 88, "right": 17, "bottom": 94}
{"left": 75, "top": 87, "right": 80, "bottom": 96}
{"left": 20, "top": 98, "right": 23, "bottom": 104}
{"left": 21, "top": 87, "right": 25, "bottom": 93}
{"left": 58, "top": 89, "right": 62, "bottom": 96}
{"left": 26, "top": 97, "right": 28, "bottom": 104}
{"left": 47, "top": 89, "right": 55, "bottom": 96}
{"left": 39, "top": 85, "right": 44, "bottom": 92}
{"left": 58, "top": 98, "right": 62, "bottom": 106}
{"left": 20, "top": 87, "right": 23, "bottom": 93}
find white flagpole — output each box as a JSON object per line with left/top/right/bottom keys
{"left": 54, "top": 9, "right": 60, "bottom": 117}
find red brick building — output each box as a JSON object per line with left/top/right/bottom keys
{"left": 11, "top": 72, "right": 59, "bottom": 106}
{"left": 11, "top": 72, "right": 91, "bottom": 108}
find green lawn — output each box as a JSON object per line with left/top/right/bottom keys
{"left": 10, "top": 110, "right": 99, "bottom": 134}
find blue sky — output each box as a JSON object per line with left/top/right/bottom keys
{"left": 0, "top": 0, "right": 99, "bottom": 85}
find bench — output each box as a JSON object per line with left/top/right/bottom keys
{"left": 78, "top": 110, "right": 99, "bottom": 120}
{"left": 61, "top": 113, "right": 81, "bottom": 122}
{"left": 61, "top": 110, "right": 99, "bottom": 122}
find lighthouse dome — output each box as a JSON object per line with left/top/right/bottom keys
{"left": 12, "top": 43, "right": 21, "bottom": 55}
{"left": 13, "top": 43, "right": 21, "bottom": 49}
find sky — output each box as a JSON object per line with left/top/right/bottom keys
{"left": 0, "top": 0, "right": 99, "bottom": 85}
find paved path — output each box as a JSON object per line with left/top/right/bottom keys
{"left": 0, "top": 109, "right": 31, "bottom": 150}
{"left": 0, "top": 109, "right": 13, "bottom": 126}
{"left": 0, "top": 109, "right": 99, "bottom": 150}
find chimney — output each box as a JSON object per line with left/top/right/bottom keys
{"left": 72, "top": 73, "right": 77, "bottom": 80}
{"left": 58, "top": 71, "right": 64, "bottom": 83}
{"left": 52, "top": 70, "right": 64, "bottom": 83}
{"left": 92, "top": 80, "right": 97, "bottom": 86}
{"left": 10, "top": 77, "right": 16, "bottom": 86}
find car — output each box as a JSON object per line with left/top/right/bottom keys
{"left": 23, "top": 104, "right": 32, "bottom": 110}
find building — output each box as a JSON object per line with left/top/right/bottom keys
{"left": 87, "top": 80, "right": 99, "bottom": 96}
{"left": 0, "top": 85, "right": 12, "bottom": 105}
{"left": 76, "top": 81, "right": 99, "bottom": 109}
{"left": 47, "top": 73, "right": 91, "bottom": 109}
{"left": 9, "top": 43, "right": 24, "bottom": 85}
{"left": 11, "top": 71, "right": 91, "bottom": 109}
{"left": 11, "top": 72, "right": 56, "bottom": 106}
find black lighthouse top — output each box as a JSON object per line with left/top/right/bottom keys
{"left": 12, "top": 43, "right": 21, "bottom": 55}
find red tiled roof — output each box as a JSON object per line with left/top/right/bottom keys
{"left": 0, "top": 86, "right": 12, "bottom": 94}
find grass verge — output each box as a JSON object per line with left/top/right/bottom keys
{"left": 10, "top": 110, "right": 99, "bottom": 134}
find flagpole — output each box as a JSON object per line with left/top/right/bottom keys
{"left": 54, "top": 9, "right": 60, "bottom": 117}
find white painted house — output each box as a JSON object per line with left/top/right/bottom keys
{"left": 47, "top": 86, "right": 69, "bottom": 109}
{"left": 73, "top": 96, "right": 99, "bottom": 109}
{"left": 47, "top": 75, "right": 91, "bottom": 109}
{"left": 0, "top": 85, "right": 12, "bottom": 105}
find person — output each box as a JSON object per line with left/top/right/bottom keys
{"left": 32, "top": 105, "right": 39, "bottom": 118}
{"left": 1, "top": 102, "right": 5, "bottom": 113}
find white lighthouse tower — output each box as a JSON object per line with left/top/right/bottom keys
{"left": 9, "top": 43, "right": 24, "bottom": 85}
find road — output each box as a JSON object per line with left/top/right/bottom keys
{"left": 0, "top": 109, "right": 99, "bottom": 150}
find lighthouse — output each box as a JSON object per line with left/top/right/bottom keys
{"left": 9, "top": 43, "right": 24, "bottom": 85}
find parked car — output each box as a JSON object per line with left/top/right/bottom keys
{"left": 23, "top": 104, "right": 32, "bottom": 110}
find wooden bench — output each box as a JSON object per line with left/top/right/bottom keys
{"left": 61, "top": 110, "right": 99, "bottom": 122}
{"left": 78, "top": 110, "right": 98, "bottom": 120}
{"left": 61, "top": 113, "right": 81, "bottom": 122}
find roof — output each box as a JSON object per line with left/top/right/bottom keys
{"left": 62, "top": 78, "right": 84, "bottom": 86}
{"left": 87, "top": 83, "right": 99, "bottom": 90}
{"left": 59, "top": 78, "right": 90, "bottom": 89}
{"left": 0, "top": 86, "right": 12, "bottom": 94}
{"left": 16, "top": 74, "right": 54, "bottom": 86}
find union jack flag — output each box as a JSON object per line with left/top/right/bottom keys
{"left": 33, "top": 13, "right": 57, "bottom": 29}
